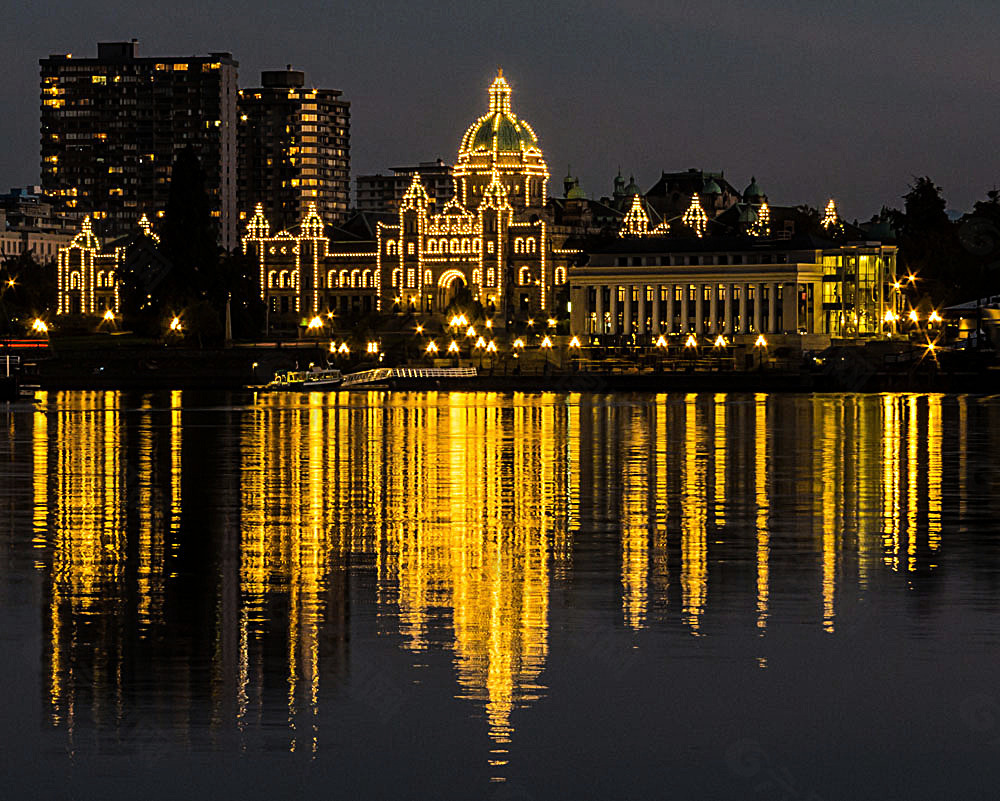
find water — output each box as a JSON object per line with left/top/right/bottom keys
{"left": 1, "top": 390, "right": 999, "bottom": 800}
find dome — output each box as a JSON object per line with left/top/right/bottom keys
{"left": 703, "top": 179, "right": 722, "bottom": 195}
{"left": 567, "top": 183, "right": 586, "bottom": 200}
{"left": 459, "top": 72, "right": 540, "bottom": 157}
{"left": 743, "top": 176, "right": 764, "bottom": 199}
{"left": 625, "top": 175, "right": 642, "bottom": 196}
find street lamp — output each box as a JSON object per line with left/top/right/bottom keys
{"left": 426, "top": 340, "right": 439, "bottom": 355}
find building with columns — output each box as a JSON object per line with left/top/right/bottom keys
{"left": 569, "top": 234, "right": 899, "bottom": 345}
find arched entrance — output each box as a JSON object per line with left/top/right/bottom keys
{"left": 437, "top": 270, "right": 467, "bottom": 312}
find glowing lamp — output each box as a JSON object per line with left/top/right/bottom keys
{"left": 426, "top": 340, "right": 439, "bottom": 354}
{"left": 684, "top": 334, "right": 697, "bottom": 348}
{"left": 714, "top": 335, "right": 727, "bottom": 348}
{"left": 32, "top": 318, "right": 49, "bottom": 334}
{"left": 466, "top": 326, "right": 476, "bottom": 337}
{"left": 447, "top": 340, "right": 460, "bottom": 353}
{"left": 513, "top": 338, "right": 525, "bottom": 350}
{"left": 929, "top": 310, "right": 942, "bottom": 323}
{"left": 475, "top": 336, "right": 487, "bottom": 349}
{"left": 337, "top": 342, "right": 350, "bottom": 354}
{"left": 655, "top": 335, "right": 668, "bottom": 348}
{"left": 908, "top": 310, "right": 919, "bottom": 322}
{"left": 568, "top": 335, "right": 581, "bottom": 349}
{"left": 415, "top": 324, "right": 424, "bottom": 335}
{"left": 307, "top": 316, "right": 323, "bottom": 331}
{"left": 526, "top": 318, "right": 535, "bottom": 327}
{"left": 547, "top": 318, "right": 557, "bottom": 327}
{"left": 103, "top": 309, "right": 115, "bottom": 322}
{"left": 540, "top": 336, "right": 553, "bottom": 348}
{"left": 754, "top": 334, "right": 767, "bottom": 348}
{"left": 486, "top": 340, "right": 497, "bottom": 353}
{"left": 169, "top": 316, "right": 182, "bottom": 332}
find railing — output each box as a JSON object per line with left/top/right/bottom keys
{"left": 340, "top": 366, "right": 477, "bottom": 387}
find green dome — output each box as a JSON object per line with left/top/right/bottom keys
{"left": 743, "top": 176, "right": 764, "bottom": 199}
{"left": 567, "top": 183, "right": 586, "bottom": 200}
{"left": 703, "top": 179, "right": 722, "bottom": 195}
{"left": 625, "top": 175, "right": 641, "bottom": 196}
{"left": 465, "top": 112, "right": 538, "bottom": 154}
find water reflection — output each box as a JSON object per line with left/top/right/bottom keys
{"left": 28, "top": 390, "right": 979, "bottom": 779}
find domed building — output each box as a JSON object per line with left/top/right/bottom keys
{"left": 455, "top": 71, "right": 549, "bottom": 211}
{"left": 243, "top": 71, "right": 577, "bottom": 324}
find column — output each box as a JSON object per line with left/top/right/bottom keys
{"left": 637, "top": 286, "right": 647, "bottom": 337}
{"left": 739, "top": 283, "right": 748, "bottom": 334}
{"left": 723, "top": 283, "right": 733, "bottom": 336}
{"left": 680, "top": 284, "right": 689, "bottom": 333}
{"left": 651, "top": 286, "right": 661, "bottom": 335}
{"left": 609, "top": 286, "right": 619, "bottom": 335}
{"left": 695, "top": 283, "right": 705, "bottom": 335}
{"left": 709, "top": 283, "right": 719, "bottom": 335}
{"left": 782, "top": 282, "right": 797, "bottom": 334}
{"left": 595, "top": 284, "right": 605, "bottom": 334}
{"left": 753, "top": 283, "right": 763, "bottom": 333}
{"left": 666, "top": 285, "right": 676, "bottom": 334}
{"left": 623, "top": 286, "right": 633, "bottom": 338}
{"left": 769, "top": 282, "right": 779, "bottom": 333}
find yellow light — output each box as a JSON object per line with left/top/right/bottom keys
{"left": 684, "top": 334, "right": 697, "bottom": 348}
{"left": 448, "top": 340, "right": 460, "bottom": 353}
{"left": 821, "top": 198, "right": 839, "bottom": 230}
{"left": 449, "top": 315, "right": 460, "bottom": 328}
{"left": 475, "top": 336, "right": 487, "bottom": 349}
{"left": 754, "top": 334, "right": 767, "bottom": 348}
{"left": 169, "top": 316, "right": 182, "bottom": 332}
{"left": 526, "top": 318, "right": 535, "bottom": 327}
{"left": 329, "top": 341, "right": 336, "bottom": 352}
{"left": 337, "top": 341, "right": 350, "bottom": 354}
{"left": 513, "top": 338, "right": 525, "bottom": 349}
{"left": 457, "top": 314, "right": 469, "bottom": 326}
{"left": 485, "top": 319, "right": 493, "bottom": 329}
{"left": 926, "top": 341, "right": 936, "bottom": 351}
{"left": 908, "top": 309, "right": 919, "bottom": 322}
{"left": 426, "top": 340, "right": 439, "bottom": 353}
{"left": 714, "top": 335, "right": 726, "bottom": 348}
{"left": 929, "top": 310, "right": 942, "bottom": 323}
{"left": 103, "top": 309, "right": 115, "bottom": 322}
{"left": 466, "top": 326, "right": 476, "bottom": 337}
{"left": 655, "top": 334, "right": 668, "bottom": 348}
{"left": 6, "top": 279, "right": 14, "bottom": 288}
{"left": 307, "top": 315, "right": 324, "bottom": 330}
{"left": 486, "top": 340, "right": 497, "bottom": 352}
{"left": 568, "top": 335, "right": 581, "bottom": 349}
{"left": 907, "top": 274, "right": 916, "bottom": 283}
{"left": 415, "top": 324, "right": 424, "bottom": 335}
{"left": 367, "top": 341, "right": 379, "bottom": 354}
{"left": 540, "top": 335, "right": 553, "bottom": 348}
{"left": 893, "top": 281, "right": 901, "bottom": 290}
{"left": 31, "top": 318, "right": 49, "bottom": 334}
{"left": 547, "top": 318, "right": 557, "bottom": 327}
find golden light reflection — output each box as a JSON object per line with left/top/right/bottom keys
{"left": 31, "top": 391, "right": 971, "bottom": 771}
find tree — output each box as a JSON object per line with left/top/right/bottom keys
{"left": 892, "top": 177, "right": 961, "bottom": 303}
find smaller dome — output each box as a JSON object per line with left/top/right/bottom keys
{"left": 567, "top": 183, "right": 586, "bottom": 200}
{"left": 625, "top": 175, "right": 641, "bottom": 196}
{"left": 743, "top": 176, "right": 764, "bottom": 199}
{"left": 703, "top": 179, "right": 722, "bottom": 195}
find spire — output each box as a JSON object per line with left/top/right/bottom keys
{"left": 401, "top": 174, "right": 430, "bottom": 210}
{"left": 245, "top": 202, "right": 270, "bottom": 239}
{"left": 137, "top": 213, "right": 160, "bottom": 243}
{"left": 488, "top": 69, "right": 512, "bottom": 114}
{"left": 620, "top": 194, "right": 650, "bottom": 237}
{"left": 682, "top": 193, "right": 708, "bottom": 237}
{"left": 300, "top": 202, "right": 324, "bottom": 238}
{"left": 481, "top": 170, "right": 512, "bottom": 211}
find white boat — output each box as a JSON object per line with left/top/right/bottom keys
{"left": 265, "top": 367, "right": 343, "bottom": 390}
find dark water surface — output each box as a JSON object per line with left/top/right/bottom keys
{"left": 2, "top": 391, "right": 999, "bottom": 800}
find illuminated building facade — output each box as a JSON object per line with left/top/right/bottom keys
{"left": 237, "top": 68, "right": 350, "bottom": 231}
{"left": 569, "top": 231, "right": 899, "bottom": 343}
{"left": 356, "top": 160, "right": 454, "bottom": 214}
{"left": 56, "top": 213, "right": 159, "bottom": 316}
{"left": 39, "top": 40, "right": 239, "bottom": 248}
{"left": 244, "top": 72, "right": 576, "bottom": 322}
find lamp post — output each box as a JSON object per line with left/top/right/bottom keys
{"left": 568, "top": 335, "right": 581, "bottom": 372}
{"left": 540, "top": 335, "right": 553, "bottom": 375}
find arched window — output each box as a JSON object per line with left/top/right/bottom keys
{"left": 339, "top": 269, "right": 349, "bottom": 287}
{"left": 487, "top": 267, "right": 495, "bottom": 286}
{"left": 450, "top": 238, "right": 459, "bottom": 254}
{"left": 392, "top": 267, "right": 402, "bottom": 287}
{"left": 514, "top": 237, "right": 524, "bottom": 254}
{"left": 70, "top": 271, "right": 80, "bottom": 290}
{"left": 362, "top": 269, "right": 372, "bottom": 288}
{"left": 291, "top": 270, "right": 299, "bottom": 287}
{"left": 350, "top": 269, "right": 360, "bottom": 288}
{"left": 472, "top": 269, "right": 481, "bottom": 284}
{"left": 407, "top": 243, "right": 415, "bottom": 255}
{"left": 554, "top": 266, "right": 566, "bottom": 285}
{"left": 386, "top": 239, "right": 397, "bottom": 255}
{"left": 424, "top": 269, "right": 432, "bottom": 285}
{"left": 427, "top": 239, "right": 437, "bottom": 254}
{"left": 269, "top": 270, "right": 277, "bottom": 288}
{"left": 519, "top": 266, "right": 531, "bottom": 285}
{"left": 96, "top": 270, "right": 105, "bottom": 288}
{"left": 279, "top": 270, "right": 290, "bottom": 288}
{"left": 327, "top": 270, "right": 337, "bottom": 287}
{"left": 461, "top": 238, "right": 471, "bottom": 253}
{"left": 473, "top": 239, "right": 481, "bottom": 253}
{"left": 107, "top": 271, "right": 114, "bottom": 286}
{"left": 526, "top": 238, "right": 536, "bottom": 253}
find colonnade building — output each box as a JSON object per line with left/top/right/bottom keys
{"left": 569, "top": 232, "right": 899, "bottom": 345}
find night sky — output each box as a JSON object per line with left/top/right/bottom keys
{"left": 3, "top": 0, "right": 998, "bottom": 220}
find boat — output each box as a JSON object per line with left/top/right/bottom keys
{"left": 265, "top": 367, "right": 343, "bottom": 390}
{"left": 339, "top": 366, "right": 477, "bottom": 389}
